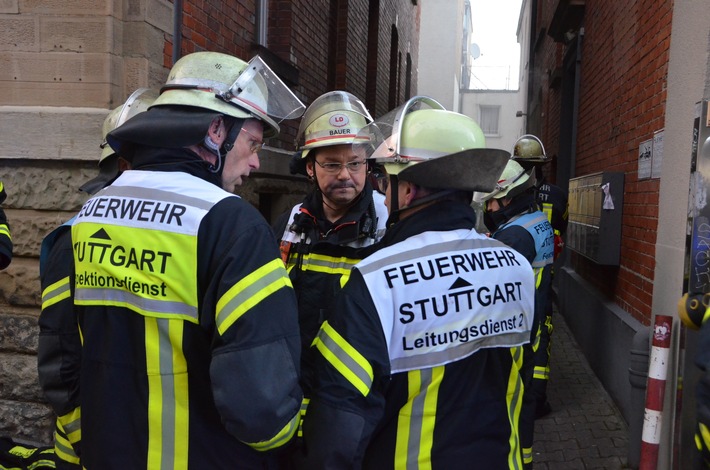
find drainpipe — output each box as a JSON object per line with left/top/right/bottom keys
{"left": 569, "top": 27, "right": 584, "bottom": 179}
{"left": 172, "top": 0, "right": 183, "bottom": 65}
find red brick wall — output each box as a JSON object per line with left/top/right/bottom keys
{"left": 160, "top": 0, "right": 419, "bottom": 147}
{"left": 533, "top": 0, "right": 672, "bottom": 324}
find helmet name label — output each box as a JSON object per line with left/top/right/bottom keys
{"left": 329, "top": 128, "right": 352, "bottom": 136}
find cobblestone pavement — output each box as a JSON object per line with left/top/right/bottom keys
{"left": 532, "top": 311, "right": 631, "bottom": 469}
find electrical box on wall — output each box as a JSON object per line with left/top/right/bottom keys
{"left": 566, "top": 172, "right": 625, "bottom": 265}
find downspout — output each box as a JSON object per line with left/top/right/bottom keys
{"left": 172, "top": 0, "right": 183, "bottom": 65}
{"left": 569, "top": 27, "right": 584, "bottom": 178}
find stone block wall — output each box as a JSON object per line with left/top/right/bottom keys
{"left": 0, "top": 0, "right": 169, "bottom": 444}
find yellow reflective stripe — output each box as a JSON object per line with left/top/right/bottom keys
{"left": 298, "top": 397, "right": 310, "bottom": 438}
{"left": 701, "top": 423, "right": 710, "bottom": 452}
{"left": 696, "top": 432, "right": 703, "bottom": 451}
{"left": 145, "top": 317, "right": 189, "bottom": 470}
{"left": 507, "top": 346, "right": 524, "bottom": 470}
{"left": 247, "top": 412, "right": 299, "bottom": 452}
{"left": 542, "top": 203, "right": 553, "bottom": 224}
{"left": 286, "top": 252, "right": 360, "bottom": 275}
{"left": 0, "top": 181, "right": 4, "bottom": 192}
{"left": 522, "top": 446, "right": 533, "bottom": 464}
{"left": 27, "top": 460, "right": 56, "bottom": 469}
{"left": 57, "top": 407, "right": 81, "bottom": 443}
{"left": 533, "top": 365, "right": 550, "bottom": 380}
{"left": 339, "top": 272, "right": 349, "bottom": 288}
{"left": 534, "top": 267, "right": 544, "bottom": 289}
{"left": 42, "top": 277, "right": 71, "bottom": 310}
{"left": 312, "top": 321, "right": 373, "bottom": 396}
{"left": 54, "top": 429, "right": 80, "bottom": 464}
{"left": 216, "top": 258, "right": 292, "bottom": 335}
{"left": 0, "top": 224, "right": 11, "bottom": 240}
{"left": 393, "top": 367, "right": 443, "bottom": 470}
{"left": 703, "top": 305, "right": 710, "bottom": 325}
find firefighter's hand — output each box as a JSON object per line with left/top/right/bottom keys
{"left": 678, "top": 292, "right": 710, "bottom": 330}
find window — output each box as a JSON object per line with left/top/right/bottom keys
{"left": 479, "top": 105, "right": 500, "bottom": 136}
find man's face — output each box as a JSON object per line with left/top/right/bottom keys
{"left": 221, "top": 119, "right": 263, "bottom": 192}
{"left": 307, "top": 144, "right": 367, "bottom": 209}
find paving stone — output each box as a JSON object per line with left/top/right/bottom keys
{"left": 533, "top": 307, "right": 630, "bottom": 468}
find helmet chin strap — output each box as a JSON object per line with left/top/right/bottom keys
{"left": 205, "top": 118, "right": 242, "bottom": 175}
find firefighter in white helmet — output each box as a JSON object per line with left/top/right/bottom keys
{"left": 273, "top": 91, "right": 387, "bottom": 399}
{"left": 39, "top": 52, "right": 306, "bottom": 469}
{"left": 38, "top": 87, "right": 157, "bottom": 469}
{"left": 474, "top": 158, "right": 555, "bottom": 469}
{"left": 297, "top": 97, "right": 535, "bottom": 469}
{"left": 512, "top": 133, "right": 569, "bottom": 423}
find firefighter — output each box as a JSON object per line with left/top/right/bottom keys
{"left": 273, "top": 91, "right": 387, "bottom": 397}
{"left": 511, "top": 134, "right": 569, "bottom": 419}
{"left": 38, "top": 51, "right": 305, "bottom": 469}
{"left": 0, "top": 181, "right": 11, "bottom": 270}
{"left": 297, "top": 96, "right": 536, "bottom": 469}
{"left": 475, "top": 159, "right": 555, "bottom": 469}
{"left": 38, "top": 87, "right": 157, "bottom": 469}
{"left": 678, "top": 292, "right": 710, "bottom": 467}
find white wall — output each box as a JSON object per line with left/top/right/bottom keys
{"left": 460, "top": 90, "right": 522, "bottom": 152}
{"left": 417, "top": 0, "right": 465, "bottom": 111}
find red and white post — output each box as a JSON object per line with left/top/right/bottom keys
{"left": 639, "top": 314, "right": 673, "bottom": 470}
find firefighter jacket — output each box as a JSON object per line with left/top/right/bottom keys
{"left": 537, "top": 179, "right": 568, "bottom": 260}
{"left": 38, "top": 147, "right": 302, "bottom": 470}
{"left": 298, "top": 200, "right": 536, "bottom": 469}
{"left": 493, "top": 210, "right": 554, "bottom": 341}
{"left": 0, "top": 181, "right": 12, "bottom": 269}
{"left": 274, "top": 183, "right": 387, "bottom": 394}
{"left": 696, "top": 311, "right": 710, "bottom": 467}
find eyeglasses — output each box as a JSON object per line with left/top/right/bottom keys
{"left": 240, "top": 127, "right": 264, "bottom": 154}
{"left": 370, "top": 172, "right": 389, "bottom": 195}
{"left": 314, "top": 160, "right": 367, "bottom": 174}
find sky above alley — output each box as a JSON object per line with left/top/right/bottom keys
{"left": 469, "top": 0, "right": 523, "bottom": 90}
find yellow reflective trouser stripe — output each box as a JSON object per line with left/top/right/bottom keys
{"left": 54, "top": 413, "right": 80, "bottom": 464}
{"left": 216, "top": 258, "right": 292, "bottom": 335}
{"left": 312, "top": 321, "right": 373, "bottom": 396}
{"left": 507, "top": 346, "right": 524, "bottom": 470}
{"left": 247, "top": 411, "right": 299, "bottom": 452}
{"left": 394, "top": 367, "right": 443, "bottom": 470}
{"left": 297, "top": 397, "right": 310, "bottom": 438}
{"left": 42, "top": 277, "right": 71, "bottom": 310}
{"left": 0, "top": 224, "right": 11, "bottom": 240}
{"left": 57, "top": 407, "right": 81, "bottom": 443}
{"left": 145, "top": 317, "right": 188, "bottom": 470}
{"left": 533, "top": 365, "right": 550, "bottom": 380}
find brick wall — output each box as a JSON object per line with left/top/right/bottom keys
{"left": 532, "top": 0, "right": 672, "bottom": 324}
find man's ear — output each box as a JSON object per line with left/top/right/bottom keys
{"left": 402, "top": 181, "right": 418, "bottom": 208}
{"left": 117, "top": 156, "right": 131, "bottom": 172}
{"left": 305, "top": 159, "right": 315, "bottom": 179}
{"left": 208, "top": 116, "right": 225, "bottom": 145}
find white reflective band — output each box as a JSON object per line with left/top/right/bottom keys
{"left": 641, "top": 408, "right": 663, "bottom": 444}
{"left": 75, "top": 287, "right": 199, "bottom": 322}
{"left": 648, "top": 346, "right": 669, "bottom": 380}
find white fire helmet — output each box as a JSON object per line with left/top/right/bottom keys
{"left": 355, "top": 96, "right": 509, "bottom": 192}
{"left": 295, "top": 91, "right": 373, "bottom": 159}
{"left": 152, "top": 52, "right": 305, "bottom": 138}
